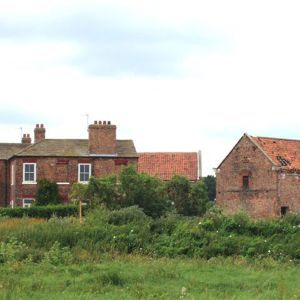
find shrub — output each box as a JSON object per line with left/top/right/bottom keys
{"left": 36, "top": 179, "right": 61, "bottom": 205}
{"left": 108, "top": 206, "right": 150, "bottom": 226}
{"left": 0, "top": 205, "right": 78, "bottom": 219}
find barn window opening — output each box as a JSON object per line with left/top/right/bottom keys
{"left": 281, "top": 206, "right": 289, "bottom": 216}
{"left": 242, "top": 176, "right": 249, "bottom": 190}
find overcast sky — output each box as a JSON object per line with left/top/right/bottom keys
{"left": 1, "top": 0, "right": 300, "bottom": 175}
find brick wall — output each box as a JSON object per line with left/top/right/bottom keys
{"left": 216, "top": 135, "right": 280, "bottom": 218}
{"left": 0, "top": 160, "right": 8, "bottom": 206}
{"left": 278, "top": 173, "right": 300, "bottom": 214}
{"left": 11, "top": 156, "right": 137, "bottom": 205}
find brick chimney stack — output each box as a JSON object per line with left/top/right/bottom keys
{"left": 34, "top": 124, "right": 46, "bottom": 143}
{"left": 88, "top": 120, "right": 116, "bottom": 154}
{"left": 21, "top": 134, "right": 31, "bottom": 144}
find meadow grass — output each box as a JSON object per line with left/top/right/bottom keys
{"left": 0, "top": 255, "right": 299, "bottom": 300}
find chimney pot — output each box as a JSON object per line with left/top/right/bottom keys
{"left": 99, "top": 121, "right": 102, "bottom": 125}
{"left": 103, "top": 121, "right": 107, "bottom": 125}
{"left": 23, "top": 134, "right": 26, "bottom": 137}
{"left": 94, "top": 120, "right": 97, "bottom": 125}
{"left": 108, "top": 121, "right": 111, "bottom": 125}
{"left": 36, "top": 124, "right": 39, "bottom": 128}
{"left": 41, "top": 124, "right": 44, "bottom": 128}
{"left": 27, "top": 134, "right": 30, "bottom": 138}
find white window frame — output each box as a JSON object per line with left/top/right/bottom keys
{"left": 23, "top": 163, "right": 37, "bottom": 184}
{"left": 78, "top": 163, "right": 91, "bottom": 183}
{"left": 23, "top": 198, "right": 35, "bottom": 208}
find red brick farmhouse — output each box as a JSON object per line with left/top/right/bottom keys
{"left": 216, "top": 133, "right": 300, "bottom": 218}
{"left": 0, "top": 121, "right": 138, "bottom": 207}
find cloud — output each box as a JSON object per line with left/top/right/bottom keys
{"left": 0, "top": 4, "right": 226, "bottom": 77}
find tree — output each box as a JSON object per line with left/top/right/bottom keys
{"left": 166, "top": 175, "right": 211, "bottom": 216}
{"left": 166, "top": 175, "right": 191, "bottom": 215}
{"left": 119, "top": 165, "right": 170, "bottom": 218}
{"left": 36, "top": 179, "right": 60, "bottom": 206}
{"left": 87, "top": 175, "right": 120, "bottom": 209}
{"left": 203, "top": 175, "right": 216, "bottom": 202}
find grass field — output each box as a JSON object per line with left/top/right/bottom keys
{"left": 1, "top": 255, "right": 299, "bottom": 300}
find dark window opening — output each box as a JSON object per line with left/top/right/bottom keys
{"left": 281, "top": 206, "right": 289, "bottom": 216}
{"left": 242, "top": 176, "right": 249, "bottom": 190}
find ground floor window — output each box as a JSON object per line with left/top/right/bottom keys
{"left": 23, "top": 198, "right": 35, "bottom": 208}
{"left": 281, "top": 206, "right": 289, "bottom": 216}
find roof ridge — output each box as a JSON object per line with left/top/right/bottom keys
{"left": 256, "top": 136, "right": 300, "bottom": 142}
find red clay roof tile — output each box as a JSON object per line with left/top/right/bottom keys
{"left": 252, "top": 136, "right": 300, "bottom": 171}
{"left": 138, "top": 152, "right": 198, "bottom": 181}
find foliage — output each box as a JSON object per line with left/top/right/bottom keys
{"left": 119, "top": 166, "right": 170, "bottom": 218}
{"left": 166, "top": 175, "right": 210, "bottom": 216}
{"left": 36, "top": 179, "right": 60, "bottom": 206}
{"left": 203, "top": 175, "right": 216, "bottom": 201}
{"left": 42, "top": 241, "right": 72, "bottom": 265}
{"left": 0, "top": 205, "right": 78, "bottom": 219}
{"left": 69, "top": 182, "right": 89, "bottom": 203}
{"left": 0, "top": 237, "right": 28, "bottom": 263}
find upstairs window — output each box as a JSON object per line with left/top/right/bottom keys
{"left": 78, "top": 163, "right": 91, "bottom": 183}
{"left": 23, "top": 163, "right": 37, "bottom": 183}
{"left": 242, "top": 175, "right": 249, "bottom": 190}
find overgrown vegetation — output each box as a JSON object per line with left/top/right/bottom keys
{"left": 36, "top": 179, "right": 61, "bottom": 205}
{"left": 0, "top": 207, "right": 299, "bottom": 261}
{"left": 71, "top": 165, "right": 212, "bottom": 218}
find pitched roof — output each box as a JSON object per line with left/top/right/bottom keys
{"left": 0, "top": 144, "right": 29, "bottom": 159}
{"left": 252, "top": 136, "right": 300, "bottom": 171}
{"left": 9, "top": 139, "right": 137, "bottom": 158}
{"left": 138, "top": 152, "right": 198, "bottom": 181}
{"left": 0, "top": 139, "right": 138, "bottom": 159}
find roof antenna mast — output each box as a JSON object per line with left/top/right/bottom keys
{"left": 85, "top": 114, "right": 89, "bottom": 132}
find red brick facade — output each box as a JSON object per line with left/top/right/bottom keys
{"left": 216, "top": 134, "right": 300, "bottom": 218}
{"left": 0, "top": 121, "right": 138, "bottom": 207}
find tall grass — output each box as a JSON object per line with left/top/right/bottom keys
{"left": 0, "top": 255, "right": 299, "bottom": 299}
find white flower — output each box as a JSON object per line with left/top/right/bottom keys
{"left": 268, "top": 250, "right": 271, "bottom": 253}
{"left": 198, "top": 222, "right": 202, "bottom": 225}
{"left": 181, "top": 287, "right": 187, "bottom": 296}
{"left": 130, "top": 229, "right": 134, "bottom": 233}
{"left": 113, "top": 236, "right": 116, "bottom": 239}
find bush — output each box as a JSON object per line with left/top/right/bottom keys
{"left": 0, "top": 205, "right": 78, "bottom": 219}
{"left": 36, "top": 179, "right": 60, "bottom": 205}
{"left": 108, "top": 206, "right": 150, "bottom": 226}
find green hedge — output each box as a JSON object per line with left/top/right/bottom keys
{"left": 0, "top": 205, "right": 78, "bottom": 218}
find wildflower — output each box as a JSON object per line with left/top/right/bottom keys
{"left": 198, "top": 222, "right": 202, "bottom": 225}
{"left": 229, "top": 235, "right": 232, "bottom": 238}
{"left": 181, "top": 287, "right": 187, "bottom": 296}
{"left": 264, "top": 240, "right": 267, "bottom": 243}
{"left": 130, "top": 229, "right": 134, "bottom": 233}
{"left": 268, "top": 250, "right": 271, "bottom": 253}
{"left": 113, "top": 236, "right": 116, "bottom": 239}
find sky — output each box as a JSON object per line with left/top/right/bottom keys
{"left": 1, "top": 0, "right": 300, "bottom": 176}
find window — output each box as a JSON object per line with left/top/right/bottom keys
{"left": 23, "top": 163, "right": 36, "bottom": 183}
{"left": 281, "top": 206, "right": 289, "bottom": 216}
{"left": 78, "top": 163, "right": 91, "bottom": 183}
{"left": 23, "top": 198, "right": 34, "bottom": 208}
{"left": 242, "top": 176, "right": 249, "bottom": 190}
